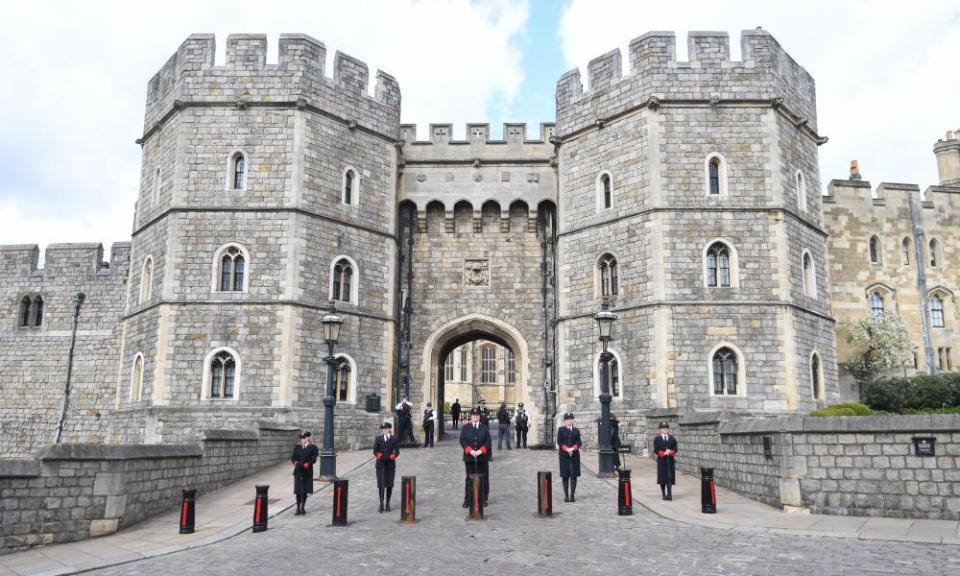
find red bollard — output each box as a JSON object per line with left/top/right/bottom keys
{"left": 332, "top": 479, "right": 349, "bottom": 526}
{"left": 467, "top": 474, "right": 484, "bottom": 520}
{"left": 401, "top": 476, "right": 416, "bottom": 523}
{"left": 179, "top": 489, "right": 196, "bottom": 534}
{"left": 252, "top": 485, "right": 269, "bottom": 532}
{"left": 618, "top": 469, "right": 633, "bottom": 516}
{"left": 537, "top": 471, "right": 552, "bottom": 517}
{"left": 701, "top": 468, "right": 717, "bottom": 514}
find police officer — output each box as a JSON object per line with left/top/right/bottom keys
{"left": 373, "top": 422, "right": 399, "bottom": 513}
{"left": 496, "top": 402, "right": 512, "bottom": 450}
{"left": 459, "top": 407, "right": 492, "bottom": 508}
{"left": 450, "top": 398, "right": 462, "bottom": 430}
{"left": 514, "top": 402, "right": 530, "bottom": 448}
{"left": 653, "top": 421, "right": 678, "bottom": 501}
{"left": 291, "top": 430, "right": 318, "bottom": 515}
{"left": 556, "top": 412, "right": 582, "bottom": 502}
{"left": 422, "top": 402, "right": 437, "bottom": 447}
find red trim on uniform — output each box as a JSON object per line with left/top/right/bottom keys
{"left": 479, "top": 445, "right": 488, "bottom": 455}
{"left": 389, "top": 454, "right": 397, "bottom": 460}
{"left": 657, "top": 450, "right": 665, "bottom": 458}
{"left": 376, "top": 452, "right": 382, "bottom": 460}
{"left": 464, "top": 446, "right": 473, "bottom": 455}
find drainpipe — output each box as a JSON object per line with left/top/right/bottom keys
{"left": 908, "top": 191, "right": 937, "bottom": 374}
{"left": 55, "top": 292, "right": 85, "bottom": 443}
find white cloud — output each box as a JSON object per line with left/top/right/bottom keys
{"left": 0, "top": 0, "right": 528, "bottom": 256}
{"left": 558, "top": 0, "right": 960, "bottom": 192}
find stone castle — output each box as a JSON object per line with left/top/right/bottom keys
{"left": 1, "top": 30, "right": 957, "bottom": 457}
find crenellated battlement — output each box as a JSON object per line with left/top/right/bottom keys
{"left": 143, "top": 34, "right": 401, "bottom": 140}
{"left": 399, "top": 122, "right": 556, "bottom": 146}
{"left": 555, "top": 29, "right": 817, "bottom": 137}
{"left": 399, "top": 122, "right": 556, "bottom": 165}
{"left": 0, "top": 242, "right": 130, "bottom": 280}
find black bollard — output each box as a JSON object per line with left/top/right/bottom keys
{"left": 252, "top": 485, "right": 269, "bottom": 532}
{"left": 537, "top": 471, "right": 552, "bottom": 517}
{"left": 617, "top": 469, "right": 633, "bottom": 516}
{"left": 700, "top": 467, "right": 717, "bottom": 514}
{"left": 179, "top": 488, "right": 196, "bottom": 534}
{"left": 401, "top": 476, "right": 416, "bottom": 523}
{"left": 467, "top": 474, "right": 484, "bottom": 520}
{"left": 332, "top": 479, "right": 349, "bottom": 526}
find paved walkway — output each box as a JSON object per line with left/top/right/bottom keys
{"left": 1, "top": 431, "right": 958, "bottom": 575}
{"left": 0, "top": 450, "right": 371, "bottom": 576}
{"left": 584, "top": 452, "right": 960, "bottom": 545}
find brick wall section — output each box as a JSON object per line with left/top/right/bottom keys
{"left": 0, "top": 421, "right": 298, "bottom": 555}
{"left": 662, "top": 413, "right": 960, "bottom": 520}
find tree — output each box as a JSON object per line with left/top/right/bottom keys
{"left": 848, "top": 315, "right": 912, "bottom": 395}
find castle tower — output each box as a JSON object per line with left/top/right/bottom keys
{"left": 116, "top": 34, "right": 401, "bottom": 445}
{"left": 935, "top": 130, "right": 960, "bottom": 186}
{"left": 554, "top": 30, "right": 838, "bottom": 438}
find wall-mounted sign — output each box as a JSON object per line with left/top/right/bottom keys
{"left": 912, "top": 436, "right": 936, "bottom": 457}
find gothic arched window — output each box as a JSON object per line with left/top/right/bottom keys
{"left": 19, "top": 296, "right": 31, "bottom": 327}
{"left": 870, "top": 291, "right": 885, "bottom": 318}
{"left": 335, "top": 358, "right": 351, "bottom": 402}
{"left": 209, "top": 350, "right": 237, "bottom": 399}
{"left": 712, "top": 347, "right": 739, "bottom": 395}
{"left": 901, "top": 237, "right": 912, "bottom": 266}
{"left": 232, "top": 153, "right": 246, "bottom": 191}
{"left": 332, "top": 258, "right": 354, "bottom": 303}
{"left": 219, "top": 246, "right": 246, "bottom": 292}
{"left": 706, "top": 242, "right": 731, "bottom": 288}
{"left": 131, "top": 354, "right": 144, "bottom": 402}
{"left": 802, "top": 251, "right": 816, "bottom": 298}
{"left": 598, "top": 253, "right": 619, "bottom": 297}
{"left": 796, "top": 171, "right": 807, "bottom": 212}
{"left": 597, "top": 172, "right": 613, "bottom": 210}
{"left": 869, "top": 236, "right": 882, "bottom": 265}
{"left": 931, "top": 294, "right": 945, "bottom": 328}
{"left": 506, "top": 349, "right": 516, "bottom": 384}
{"left": 811, "top": 352, "right": 822, "bottom": 400}
{"left": 140, "top": 257, "right": 153, "bottom": 303}
{"left": 929, "top": 238, "right": 942, "bottom": 268}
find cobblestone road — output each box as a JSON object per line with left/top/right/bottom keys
{"left": 87, "top": 433, "right": 959, "bottom": 575}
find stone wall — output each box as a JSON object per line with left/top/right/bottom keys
{"left": 666, "top": 412, "right": 960, "bottom": 520}
{"left": 0, "top": 421, "right": 298, "bottom": 555}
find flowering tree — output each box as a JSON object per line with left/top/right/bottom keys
{"left": 848, "top": 315, "right": 913, "bottom": 387}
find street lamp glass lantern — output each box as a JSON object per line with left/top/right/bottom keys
{"left": 594, "top": 298, "right": 617, "bottom": 342}
{"left": 322, "top": 305, "right": 343, "bottom": 345}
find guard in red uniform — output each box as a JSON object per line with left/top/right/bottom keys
{"left": 373, "top": 422, "right": 400, "bottom": 513}
{"left": 653, "top": 421, "right": 678, "bottom": 501}
{"left": 459, "top": 407, "right": 492, "bottom": 507}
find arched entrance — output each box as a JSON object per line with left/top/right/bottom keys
{"left": 421, "top": 314, "right": 533, "bottom": 440}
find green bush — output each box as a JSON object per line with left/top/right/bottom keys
{"left": 810, "top": 403, "right": 872, "bottom": 417}
{"left": 864, "top": 372, "right": 960, "bottom": 412}
{"left": 864, "top": 378, "right": 910, "bottom": 412}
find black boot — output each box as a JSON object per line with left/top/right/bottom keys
{"left": 378, "top": 487, "right": 385, "bottom": 513}
{"left": 385, "top": 487, "right": 393, "bottom": 512}
{"left": 661, "top": 484, "right": 667, "bottom": 500}
{"left": 562, "top": 478, "right": 570, "bottom": 502}
{"left": 666, "top": 485, "right": 672, "bottom": 501}
{"left": 301, "top": 495, "right": 308, "bottom": 515}
{"left": 295, "top": 495, "right": 302, "bottom": 515}
{"left": 570, "top": 478, "right": 577, "bottom": 502}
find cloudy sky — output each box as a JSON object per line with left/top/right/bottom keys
{"left": 0, "top": 0, "right": 957, "bottom": 258}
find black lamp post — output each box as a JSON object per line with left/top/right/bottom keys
{"left": 594, "top": 296, "right": 617, "bottom": 476}
{"left": 319, "top": 302, "right": 343, "bottom": 479}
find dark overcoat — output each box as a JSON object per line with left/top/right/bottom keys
{"left": 373, "top": 434, "right": 400, "bottom": 488}
{"left": 653, "top": 434, "right": 678, "bottom": 486}
{"left": 291, "top": 442, "right": 319, "bottom": 495}
{"left": 556, "top": 425, "right": 582, "bottom": 478}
